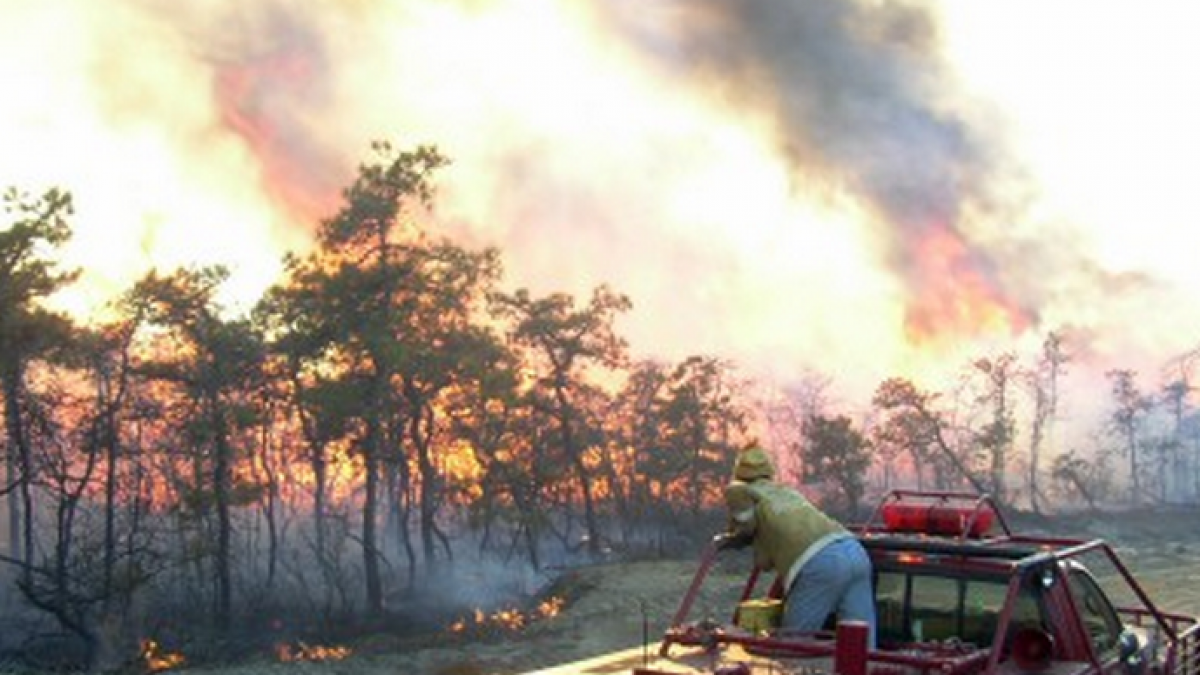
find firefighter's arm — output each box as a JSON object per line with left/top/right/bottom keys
{"left": 713, "top": 531, "right": 754, "bottom": 551}
{"left": 719, "top": 482, "right": 758, "bottom": 550}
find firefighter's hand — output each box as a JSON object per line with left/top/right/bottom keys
{"left": 713, "top": 532, "right": 753, "bottom": 551}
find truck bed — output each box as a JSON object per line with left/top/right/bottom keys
{"left": 520, "top": 642, "right": 1101, "bottom": 675}
{"left": 522, "top": 642, "right": 819, "bottom": 675}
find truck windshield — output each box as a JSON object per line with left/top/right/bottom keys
{"left": 1066, "top": 569, "right": 1123, "bottom": 657}
{"left": 876, "top": 571, "right": 1043, "bottom": 648}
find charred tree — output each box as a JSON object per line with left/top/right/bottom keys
{"left": 270, "top": 142, "right": 453, "bottom": 616}
{"left": 1106, "top": 369, "right": 1152, "bottom": 505}
{"left": 970, "top": 354, "right": 1018, "bottom": 506}
{"left": 0, "top": 187, "right": 77, "bottom": 577}
{"left": 493, "top": 285, "right": 631, "bottom": 558}
{"left": 1026, "top": 331, "right": 1068, "bottom": 514}
{"left": 131, "top": 266, "right": 267, "bottom": 633}
{"left": 873, "top": 377, "right": 988, "bottom": 496}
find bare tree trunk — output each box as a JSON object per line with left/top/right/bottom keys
{"left": 1070, "top": 473, "right": 1098, "bottom": 512}
{"left": 932, "top": 426, "right": 989, "bottom": 496}
{"left": 555, "top": 384, "right": 600, "bottom": 557}
{"left": 363, "top": 415, "right": 383, "bottom": 618}
{"left": 98, "top": 336, "right": 133, "bottom": 617}
{"left": 4, "top": 374, "right": 28, "bottom": 570}
{"left": 213, "top": 424, "right": 233, "bottom": 632}
{"left": 258, "top": 420, "right": 279, "bottom": 591}
{"left": 1194, "top": 436, "right": 1200, "bottom": 504}
{"left": 101, "top": 412, "right": 119, "bottom": 612}
{"left": 1028, "top": 411, "right": 1044, "bottom": 514}
{"left": 524, "top": 522, "right": 540, "bottom": 570}
{"left": 5, "top": 442, "right": 19, "bottom": 562}
{"left": 1128, "top": 427, "right": 1140, "bottom": 504}
{"left": 311, "top": 448, "right": 336, "bottom": 617}
{"left": 407, "top": 388, "right": 441, "bottom": 568}
{"left": 13, "top": 393, "right": 107, "bottom": 672}
{"left": 395, "top": 458, "right": 417, "bottom": 591}
{"left": 294, "top": 379, "right": 337, "bottom": 616}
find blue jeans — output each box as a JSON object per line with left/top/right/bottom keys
{"left": 782, "top": 538, "right": 876, "bottom": 648}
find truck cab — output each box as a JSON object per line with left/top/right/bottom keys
{"left": 626, "top": 491, "right": 1200, "bottom": 675}
{"left": 859, "top": 491, "right": 1195, "bottom": 674}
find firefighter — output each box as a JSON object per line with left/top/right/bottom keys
{"left": 719, "top": 445, "right": 876, "bottom": 647}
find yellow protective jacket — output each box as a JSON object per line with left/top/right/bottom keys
{"left": 725, "top": 479, "right": 847, "bottom": 588}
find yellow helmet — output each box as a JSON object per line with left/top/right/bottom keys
{"left": 733, "top": 446, "right": 775, "bottom": 482}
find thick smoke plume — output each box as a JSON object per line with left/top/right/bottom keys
{"left": 600, "top": 0, "right": 1029, "bottom": 342}
{"left": 4, "top": 0, "right": 1199, "bottom": 407}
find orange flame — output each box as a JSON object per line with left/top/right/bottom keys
{"left": 448, "top": 596, "right": 565, "bottom": 636}
{"left": 212, "top": 24, "right": 343, "bottom": 228}
{"left": 537, "top": 595, "right": 565, "bottom": 619}
{"left": 274, "top": 641, "right": 352, "bottom": 663}
{"left": 140, "top": 639, "right": 186, "bottom": 673}
{"left": 903, "top": 224, "right": 1029, "bottom": 344}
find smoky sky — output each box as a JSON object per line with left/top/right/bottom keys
{"left": 599, "top": 0, "right": 1033, "bottom": 336}
{"left": 611, "top": 0, "right": 993, "bottom": 225}
{"left": 96, "top": 0, "right": 1143, "bottom": 347}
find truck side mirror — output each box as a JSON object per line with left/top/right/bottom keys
{"left": 1118, "top": 629, "right": 1142, "bottom": 666}
{"left": 1038, "top": 567, "right": 1056, "bottom": 589}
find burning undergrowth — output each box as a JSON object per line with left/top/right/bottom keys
{"left": 119, "top": 558, "right": 593, "bottom": 672}
{"left": 272, "top": 640, "right": 353, "bottom": 663}
{"left": 447, "top": 595, "right": 566, "bottom": 639}
{"left": 425, "top": 560, "right": 589, "bottom": 642}
{"left": 140, "top": 639, "right": 188, "bottom": 673}
{"left": 130, "top": 632, "right": 354, "bottom": 673}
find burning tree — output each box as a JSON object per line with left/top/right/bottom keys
{"left": 389, "top": 242, "right": 504, "bottom": 574}
{"left": 264, "top": 142, "right": 459, "bottom": 614}
{"left": 640, "top": 356, "right": 746, "bottom": 517}
{"left": 491, "top": 284, "right": 631, "bottom": 558}
{"left": 0, "top": 188, "right": 77, "bottom": 573}
{"left": 612, "top": 356, "right": 748, "bottom": 548}
{"left": 129, "top": 266, "right": 269, "bottom": 632}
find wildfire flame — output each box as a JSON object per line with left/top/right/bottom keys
{"left": 449, "top": 595, "right": 565, "bottom": 635}
{"left": 7, "top": 1, "right": 1199, "bottom": 409}
{"left": 274, "top": 640, "right": 353, "bottom": 663}
{"left": 902, "top": 223, "right": 1030, "bottom": 345}
{"left": 537, "top": 595, "right": 565, "bottom": 618}
{"left": 212, "top": 12, "right": 344, "bottom": 229}
{"left": 140, "top": 639, "right": 186, "bottom": 673}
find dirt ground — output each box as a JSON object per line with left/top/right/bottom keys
{"left": 174, "top": 556, "right": 746, "bottom": 675}
{"left": 175, "top": 510, "right": 1200, "bottom": 675}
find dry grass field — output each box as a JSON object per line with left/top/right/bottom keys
{"left": 170, "top": 508, "right": 1200, "bottom": 675}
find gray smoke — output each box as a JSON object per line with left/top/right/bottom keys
{"left": 600, "top": 0, "right": 1027, "bottom": 334}
{"left": 610, "top": 0, "right": 991, "bottom": 228}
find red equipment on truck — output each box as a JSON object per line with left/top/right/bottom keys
{"left": 530, "top": 490, "right": 1199, "bottom": 675}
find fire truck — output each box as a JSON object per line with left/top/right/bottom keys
{"left": 529, "top": 491, "right": 1199, "bottom": 675}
